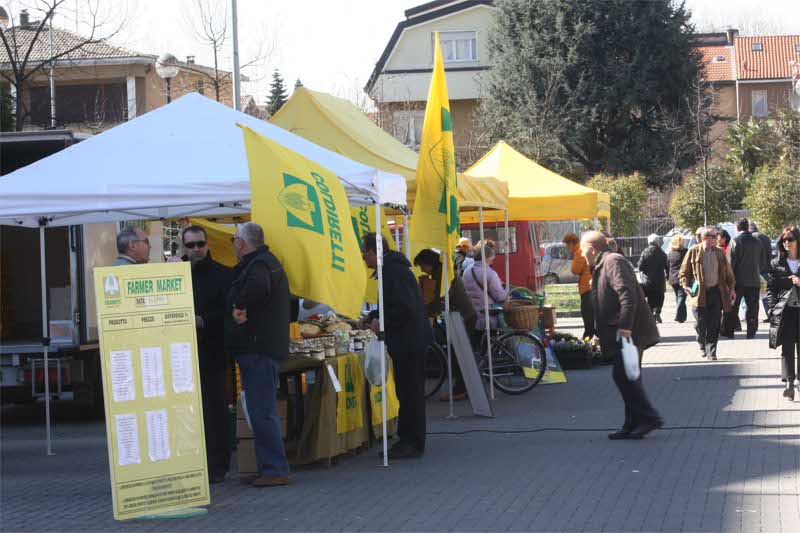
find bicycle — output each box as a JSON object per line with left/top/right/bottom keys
{"left": 423, "top": 308, "right": 547, "bottom": 399}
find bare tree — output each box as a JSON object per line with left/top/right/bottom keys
{"left": 694, "top": 7, "right": 791, "bottom": 36}
{"left": 0, "top": 0, "right": 129, "bottom": 131}
{"left": 181, "top": 0, "right": 273, "bottom": 105}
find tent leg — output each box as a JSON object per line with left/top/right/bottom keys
{"left": 40, "top": 226, "right": 54, "bottom": 456}
{"left": 403, "top": 214, "right": 410, "bottom": 259}
{"left": 393, "top": 217, "right": 401, "bottom": 251}
{"left": 504, "top": 210, "right": 510, "bottom": 288}
{"left": 593, "top": 216, "right": 599, "bottom": 231}
{"left": 375, "top": 204, "right": 388, "bottom": 467}
{"left": 443, "top": 258, "right": 455, "bottom": 419}
{"left": 479, "top": 208, "right": 494, "bottom": 400}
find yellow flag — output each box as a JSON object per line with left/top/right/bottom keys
{"left": 409, "top": 32, "right": 459, "bottom": 290}
{"left": 241, "top": 125, "right": 367, "bottom": 318}
{"left": 350, "top": 206, "right": 395, "bottom": 303}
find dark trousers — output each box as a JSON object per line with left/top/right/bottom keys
{"left": 393, "top": 350, "right": 427, "bottom": 452}
{"left": 236, "top": 354, "right": 290, "bottom": 478}
{"left": 609, "top": 342, "right": 661, "bottom": 430}
{"left": 693, "top": 286, "right": 722, "bottom": 358}
{"left": 672, "top": 284, "right": 687, "bottom": 322}
{"left": 580, "top": 291, "right": 595, "bottom": 339}
{"left": 734, "top": 286, "right": 760, "bottom": 338}
{"left": 643, "top": 287, "right": 665, "bottom": 314}
{"left": 780, "top": 306, "right": 800, "bottom": 382}
{"left": 200, "top": 363, "right": 232, "bottom": 477}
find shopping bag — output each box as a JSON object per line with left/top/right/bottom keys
{"left": 363, "top": 336, "right": 387, "bottom": 386}
{"left": 617, "top": 336, "right": 640, "bottom": 381}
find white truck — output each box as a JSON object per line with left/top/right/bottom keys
{"left": 0, "top": 131, "right": 163, "bottom": 411}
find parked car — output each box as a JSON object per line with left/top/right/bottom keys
{"left": 539, "top": 242, "right": 577, "bottom": 284}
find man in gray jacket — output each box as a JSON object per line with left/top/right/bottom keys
{"left": 112, "top": 226, "right": 151, "bottom": 266}
{"left": 581, "top": 231, "right": 663, "bottom": 440}
{"left": 730, "top": 219, "right": 767, "bottom": 338}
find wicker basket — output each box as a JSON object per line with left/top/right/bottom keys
{"left": 503, "top": 301, "right": 539, "bottom": 331}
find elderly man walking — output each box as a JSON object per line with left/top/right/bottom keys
{"left": 580, "top": 231, "right": 663, "bottom": 440}
{"left": 638, "top": 234, "right": 669, "bottom": 324}
{"left": 730, "top": 218, "right": 768, "bottom": 338}
{"left": 226, "top": 222, "right": 291, "bottom": 487}
{"left": 113, "top": 226, "right": 151, "bottom": 265}
{"left": 680, "top": 227, "right": 736, "bottom": 360}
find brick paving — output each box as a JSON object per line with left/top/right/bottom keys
{"left": 2, "top": 298, "right": 799, "bottom": 532}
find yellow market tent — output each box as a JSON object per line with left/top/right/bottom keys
{"left": 269, "top": 87, "right": 507, "bottom": 211}
{"left": 461, "top": 141, "right": 610, "bottom": 224}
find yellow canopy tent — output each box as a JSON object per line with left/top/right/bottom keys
{"left": 269, "top": 87, "right": 507, "bottom": 211}
{"left": 461, "top": 141, "right": 610, "bottom": 225}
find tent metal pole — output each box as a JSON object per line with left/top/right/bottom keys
{"left": 443, "top": 254, "right": 454, "bottom": 419}
{"left": 479, "top": 208, "right": 494, "bottom": 400}
{"left": 375, "top": 203, "right": 388, "bottom": 467}
{"left": 593, "top": 216, "right": 599, "bottom": 230}
{"left": 403, "top": 214, "right": 410, "bottom": 259}
{"left": 393, "top": 216, "right": 400, "bottom": 250}
{"left": 40, "top": 225, "right": 54, "bottom": 455}
{"left": 504, "top": 210, "right": 510, "bottom": 288}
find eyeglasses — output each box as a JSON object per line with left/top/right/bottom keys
{"left": 704, "top": 235, "right": 718, "bottom": 239}
{"left": 134, "top": 238, "right": 150, "bottom": 246}
{"left": 785, "top": 237, "right": 797, "bottom": 243}
{"left": 184, "top": 240, "right": 207, "bottom": 249}
{"left": 230, "top": 236, "right": 241, "bottom": 244}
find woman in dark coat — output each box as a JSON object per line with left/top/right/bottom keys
{"left": 667, "top": 234, "right": 689, "bottom": 323}
{"left": 766, "top": 226, "right": 800, "bottom": 401}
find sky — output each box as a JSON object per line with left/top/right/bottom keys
{"left": 46, "top": 0, "right": 800, "bottom": 104}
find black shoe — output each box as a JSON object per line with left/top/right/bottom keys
{"left": 762, "top": 318, "right": 770, "bottom": 323}
{"left": 783, "top": 385, "right": 795, "bottom": 401}
{"left": 655, "top": 313, "right": 662, "bottom": 324}
{"left": 607, "top": 429, "right": 642, "bottom": 440}
{"left": 746, "top": 334, "right": 756, "bottom": 340}
{"left": 388, "top": 442, "right": 423, "bottom": 459}
{"left": 709, "top": 355, "right": 717, "bottom": 361}
{"left": 210, "top": 471, "right": 228, "bottom": 484}
{"left": 629, "top": 419, "right": 664, "bottom": 438}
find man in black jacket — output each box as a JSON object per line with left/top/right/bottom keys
{"left": 638, "top": 234, "right": 669, "bottom": 324}
{"left": 362, "top": 232, "right": 432, "bottom": 458}
{"left": 731, "top": 219, "right": 768, "bottom": 338}
{"left": 226, "top": 222, "right": 291, "bottom": 487}
{"left": 179, "top": 226, "right": 234, "bottom": 483}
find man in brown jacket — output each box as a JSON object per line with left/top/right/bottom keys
{"left": 580, "top": 231, "right": 663, "bottom": 440}
{"left": 564, "top": 233, "right": 594, "bottom": 340}
{"left": 679, "top": 226, "right": 736, "bottom": 360}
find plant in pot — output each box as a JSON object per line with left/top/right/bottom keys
{"left": 547, "top": 332, "right": 593, "bottom": 369}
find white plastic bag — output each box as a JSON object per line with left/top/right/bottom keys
{"left": 618, "top": 336, "right": 640, "bottom": 381}
{"left": 363, "top": 336, "right": 388, "bottom": 386}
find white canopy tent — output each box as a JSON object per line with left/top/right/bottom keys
{"left": 0, "top": 93, "right": 406, "bottom": 227}
{"left": 0, "top": 93, "right": 407, "bottom": 462}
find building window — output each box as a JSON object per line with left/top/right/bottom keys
{"left": 752, "top": 90, "right": 768, "bottom": 117}
{"left": 796, "top": 43, "right": 800, "bottom": 53}
{"left": 436, "top": 31, "right": 477, "bottom": 63}
{"left": 752, "top": 42, "right": 763, "bottom": 52}
{"left": 392, "top": 109, "right": 425, "bottom": 147}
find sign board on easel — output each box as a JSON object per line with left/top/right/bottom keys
{"left": 444, "top": 311, "right": 493, "bottom": 418}
{"left": 94, "top": 262, "right": 209, "bottom": 520}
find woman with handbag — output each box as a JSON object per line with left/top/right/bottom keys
{"left": 462, "top": 241, "right": 508, "bottom": 332}
{"left": 767, "top": 226, "right": 800, "bottom": 401}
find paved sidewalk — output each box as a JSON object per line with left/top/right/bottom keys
{"left": 2, "top": 299, "right": 799, "bottom": 532}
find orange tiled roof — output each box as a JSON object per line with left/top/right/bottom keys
{"left": 696, "top": 45, "right": 734, "bottom": 82}
{"left": 735, "top": 35, "right": 800, "bottom": 80}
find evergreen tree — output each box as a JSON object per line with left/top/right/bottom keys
{"left": 267, "top": 69, "right": 288, "bottom": 114}
{"left": 294, "top": 78, "right": 303, "bottom": 90}
{"left": 482, "top": 0, "right": 701, "bottom": 187}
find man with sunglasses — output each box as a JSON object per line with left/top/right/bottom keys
{"left": 680, "top": 227, "right": 736, "bottom": 360}
{"left": 179, "top": 225, "right": 234, "bottom": 483}
{"left": 112, "top": 226, "right": 151, "bottom": 266}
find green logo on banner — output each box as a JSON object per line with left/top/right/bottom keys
{"left": 279, "top": 173, "right": 324, "bottom": 235}
{"left": 430, "top": 107, "right": 459, "bottom": 234}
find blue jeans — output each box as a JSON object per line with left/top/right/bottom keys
{"left": 236, "top": 353, "right": 290, "bottom": 478}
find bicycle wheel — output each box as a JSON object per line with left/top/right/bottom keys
{"left": 423, "top": 342, "right": 448, "bottom": 400}
{"left": 486, "top": 331, "right": 547, "bottom": 394}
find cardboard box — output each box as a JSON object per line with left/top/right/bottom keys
{"left": 540, "top": 305, "right": 556, "bottom": 329}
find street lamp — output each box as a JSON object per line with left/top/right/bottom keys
{"left": 155, "top": 53, "right": 180, "bottom": 104}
